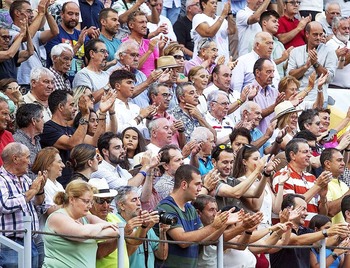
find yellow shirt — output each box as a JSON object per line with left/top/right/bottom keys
{"left": 327, "top": 178, "right": 349, "bottom": 224}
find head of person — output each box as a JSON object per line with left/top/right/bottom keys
{"left": 149, "top": 82, "right": 172, "bottom": 112}
{"left": 148, "top": 118, "right": 173, "bottom": 147}
{"left": 173, "top": 164, "right": 202, "bottom": 201}
{"left": 127, "top": 10, "right": 147, "bottom": 37}
{"left": 72, "top": 85, "right": 94, "bottom": 111}
{"left": 0, "top": 97, "right": 10, "bottom": 131}
{"left": 240, "top": 101, "right": 263, "bottom": 129}
{"left": 176, "top": 82, "right": 199, "bottom": 107}
{"left": 67, "top": 143, "right": 99, "bottom": 173}
{"left": 278, "top": 75, "right": 300, "bottom": 100}
{"left": 0, "top": 78, "right": 20, "bottom": 100}
{"left": 259, "top": 10, "right": 280, "bottom": 34}
{"left": 283, "top": 0, "right": 301, "bottom": 16}
{"left": 229, "top": 127, "right": 252, "bottom": 152}
{"left": 48, "top": 90, "right": 76, "bottom": 120}
{"left": 164, "top": 42, "right": 185, "bottom": 69}
{"left": 211, "top": 144, "right": 234, "bottom": 177}
{"left": 115, "top": 185, "right": 141, "bottom": 220}
{"left": 192, "top": 194, "right": 217, "bottom": 226}
{"left": 332, "top": 16, "right": 350, "bottom": 43}
{"left": 197, "top": 38, "right": 218, "bottom": 63}
{"left": 309, "top": 214, "right": 332, "bottom": 231}
{"left": 326, "top": 2, "right": 341, "bottom": 26}
{"left": 207, "top": 90, "right": 230, "bottom": 121}
{"left": 190, "top": 126, "right": 215, "bottom": 158}
{"left": 54, "top": 180, "right": 94, "bottom": 217}
{"left": 188, "top": 66, "right": 209, "bottom": 92}
{"left": 97, "top": 132, "right": 125, "bottom": 166}
{"left": 232, "top": 144, "right": 259, "bottom": 178}
{"left": 341, "top": 195, "right": 350, "bottom": 222}
{"left": 115, "top": 39, "right": 140, "bottom": 70}
{"left": 186, "top": 0, "right": 201, "bottom": 16}
{"left": 121, "top": 126, "right": 147, "bottom": 157}
{"left": 305, "top": 21, "right": 324, "bottom": 49}
{"left": 0, "top": 26, "right": 11, "bottom": 51}
{"left": 298, "top": 109, "right": 322, "bottom": 137}
{"left": 30, "top": 67, "right": 55, "bottom": 99}
{"left": 212, "top": 64, "right": 231, "bottom": 92}
{"left": 109, "top": 69, "right": 136, "bottom": 99}
{"left": 60, "top": 1, "right": 80, "bottom": 29}
{"left": 158, "top": 144, "right": 184, "bottom": 176}
{"left": 281, "top": 193, "right": 307, "bottom": 225}
{"left": 293, "top": 130, "right": 319, "bottom": 153}
{"left": 147, "top": 0, "right": 163, "bottom": 13}
{"left": 73, "top": 109, "right": 99, "bottom": 136}
{"left": 199, "top": 0, "right": 217, "bottom": 14}
{"left": 89, "top": 178, "right": 118, "bottom": 220}
{"left": 247, "top": 0, "right": 264, "bottom": 11}
{"left": 84, "top": 39, "right": 108, "bottom": 68}
{"left": 157, "top": 56, "right": 181, "bottom": 85}
{"left": 9, "top": 0, "right": 33, "bottom": 24}
{"left": 99, "top": 8, "right": 120, "bottom": 35}
{"left": 32, "top": 147, "right": 65, "bottom": 180}
{"left": 320, "top": 148, "right": 344, "bottom": 178}
{"left": 51, "top": 43, "right": 74, "bottom": 76}
{"left": 316, "top": 107, "right": 331, "bottom": 132}
{"left": 253, "top": 32, "right": 274, "bottom": 58}
{"left": 1, "top": 142, "right": 30, "bottom": 176}
{"left": 273, "top": 101, "right": 300, "bottom": 131}
{"left": 253, "top": 57, "right": 274, "bottom": 88}
{"left": 285, "top": 138, "right": 311, "bottom": 169}
{"left": 15, "top": 103, "right": 44, "bottom": 134}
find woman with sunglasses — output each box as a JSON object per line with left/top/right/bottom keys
{"left": 164, "top": 42, "right": 188, "bottom": 82}
{"left": 68, "top": 144, "right": 101, "bottom": 182}
{"left": 42, "top": 180, "right": 119, "bottom": 268}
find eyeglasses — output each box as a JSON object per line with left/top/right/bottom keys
{"left": 173, "top": 55, "right": 185, "bottom": 60}
{"left": 124, "top": 52, "right": 140, "bottom": 58}
{"left": 198, "top": 38, "right": 213, "bottom": 50}
{"left": 94, "top": 49, "right": 109, "bottom": 55}
{"left": 94, "top": 197, "right": 114, "bottom": 204}
{"left": 190, "top": 2, "right": 200, "bottom": 7}
{"left": 0, "top": 35, "right": 11, "bottom": 41}
{"left": 6, "top": 85, "right": 20, "bottom": 91}
{"left": 160, "top": 92, "right": 173, "bottom": 99}
{"left": 285, "top": 1, "right": 301, "bottom": 5}
{"left": 213, "top": 101, "right": 230, "bottom": 107}
{"left": 77, "top": 197, "right": 94, "bottom": 206}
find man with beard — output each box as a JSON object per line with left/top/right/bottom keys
{"left": 91, "top": 132, "right": 155, "bottom": 189}
{"left": 287, "top": 21, "right": 337, "bottom": 107}
{"left": 326, "top": 16, "right": 350, "bottom": 89}
{"left": 72, "top": 39, "right": 110, "bottom": 103}
{"left": 39, "top": 90, "right": 91, "bottom": 188}
{"left": 45, "top": 1, "right": 89, "bottom": 83}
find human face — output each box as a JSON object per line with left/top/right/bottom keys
{"left": 328, "top": 151, "right": 345, "bottom": 178}
{"left": 91, "top": 196, "right": 113, "bottom": 220}
{"left": 32, "top": 74, "right": 54, "bottom": 99}
{"left": 326, "top": 4, "right": 341, "bottom": 25}
{"left": 292, "top": 142, "right": 312, "bottom": 169}
{"left": 88, "top": 112, "right": 98, "bottom": 136}
{"left": 165, "top": 149, "right": 184, "bottom": 176}
{"left": 288, "top": 112, "right": 298, "bottom": 130}
{"left": 214, "top": 66, "right": 231, "bottom": 92}
{"left": 116, "top": 79, "right": 135, "bottom": 100}
{"left": 83, "top": 88, "right": 95, "bottom": 110}
{"left": 123, "top": 129, "right": 139, "bottom": 152}
{"left": 61, "top": 3, "right": 80, "bottom": 29}
{"left": 0, "top": 29, "right": 11, "bottom": 50}
{"left": 318, "top": 112, "right": 330, "bottom": 132}
{"left": 245, "top": 105, "right": 262, "bottom": 128}
{"left": 201, "top": 132, "right": 215, "bottom": 157}
{"left": 15, "top": 148, "right": 31, "bottom": 176}
{"left": 306, "top": 23, "right": 324, "bottom": 49}
{"left": 34, "top": 111, "right": 45, "bottom": 134}
{"left": 256, "top": 35, "right": 274, "bottom": 58}
{"left": 62, "top": 94, "right": 76, "bottom": 121}
{"left": 154, "top": 0, "right": 163, "bottom": 14}
{"left": 210, "top": 94, "right": 230, "bottom": 120}
{"left": 188, "top": 0, "right": 201, "bottom": 16}
{"left": 231, "top": 135, "right": 249, "bottom": 152}
{"left": 243, "top": 151, "right": 260, "bottom": 173}
{"left": 172, "top": 51, "right": 185, "bottom": 67}
{"left": 153, "top": 119, "right": 173, "bottom": 146}
{"left": 215, "top": 151, "right": 234, "bottom": 177}
{"left": 152, "top": 85, "right": 172, "bottom": 111}
{"left": 130, "top": 15, "right": 148, "bottom": 36}
{"left": 182, "top": 85, "right": 199, "bottom": 106}
{"left": 199, "top": 201, "right": 218, "bottom": 226}
{"left": 122, "top": 191, "right": 142, "bottom": 220}
{"left": 202, "top": 0, "right": 217, "bottom": 15}
{"left": 256, "top": 60, "right": 274, "bottom": 88}
{"left": 92, "top": 42, "right": 109, "bottom": 68}
{"left": 185, "top": 172, "right": 202, "bottom": 201}
{"left": 73, "top": 191, "right": 94, "bottom": 217}
{"left": 306, "top": 115, "right": 322, "bottom": 137}
{"left": 106, "top": 138, "right": 126, "bottom": 166}
{"left": 120, "top": 46, "right": 140, "bottom": 69}
{"left": 202, "top": 42, "right": 218, "bottom": 63}
{"left": 264, "top": 15, "right": 279, "bottom": 34}
{"left": 47, "top": 153, "right": 65, "bottom": 180}
{"left": 102, "top": 11, "right": 120, "bottom": 35}
{"left": 248, "top": 0, "right": 264, "bottom": 11}
{"left": 191, "top": 68, "right": 209, "bottom": 92}
{"left": 293, "top": 197, "right": 308, "bottom": 226}
{"left": 18, "top": 3, "right": 34, "bottom": 25}
{"left": 54, "top": 49, "right": 73, "bottom": 74}
{"left": 284, "top": 81, "right": 298, "bottom": 99}
{"left": 284, "top": 0, "right": 300, "bottom": 16}
{"left": 334, "top": 20, "right": 350, "bottom": 43}
{"left": 0, "top": 101, "right": 10, "bottom": 131}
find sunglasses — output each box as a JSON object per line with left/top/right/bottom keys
{"left": 94, "top": 197, "right": 114, "bottom": 204}
{"left": 173, "top": 55, "right": 184, "bottom": 60}
{"left": 218, "top": 144, "right": 232, "bottom": 150}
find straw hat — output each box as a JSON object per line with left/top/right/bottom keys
{"left": 89, "top": 178, "right": 118, "bottom": 198}
{"left": 271, "top": 101, "right": 302, "bottom": 121}
{"left": 157, "top": 56, "right": 182, "bottom": 69}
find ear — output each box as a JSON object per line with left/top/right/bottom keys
{"left": 179, "top": 94, "right": 186, "bottom": 103}
{"left": 102, "top": 148, "right": 109, "bottom": 159}
{"left": 212, "top": 158, "right": 217, "bottom": 167}
{"left": 114, "top": 82, "right": 121, "bottom": 91}
{"left": 345, "top": 210, "right": 350, "bottom": 221}
{"left": 242, "top": 158, "right": 247, "bottom": 166}
{"left": 180, "top": 180, "right": 187, "bottom": 190}
{"left": 324, "top": 159, "right": 331, "bottom": 170}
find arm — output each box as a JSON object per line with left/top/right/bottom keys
{"left": 39, "top": 12, "right": 60, "bottom": 44}
{"left": 154, "top": 225, "right": 169, "bottom": 260}
{"left": 146, "top": 0, "right": 160, "bottom": 24}
{"left": 246, "top": 0, "right": 270, "bottom": 25}
{"left": 277, "top": 16, "right": 310, "bottom": 44}
{"left": 96, "top": 239, "right": 117, "bottom": 259}
{"left": 18, "top": 25, "right": 34, "bottom": 64}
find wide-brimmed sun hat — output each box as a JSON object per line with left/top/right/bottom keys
{"left": 157, "top": 56, "right": 182, "bottom": 69}
{"left": 271, "top": 101, "right": 302, "bottom": 121}
{"left": 89, "top": 178, "right": 118, "bottom": 198}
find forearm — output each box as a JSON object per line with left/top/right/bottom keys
{"left": 277, "top": 28, "right": 302, "bottom": 44}
{"left": 128, "top": 173, "right": 145, "bottom": 187}
{"left": 289, "top": 64, "right": 310, "bottom": 79}
{"left": 199, "top": 18, "right": 225, "bottom": 38}
{"left": 106, "top": 114, "right": 117, "bottom": 133}
{"left": 132, "top": 80, "right": 150, "bottom": 98}
{"left": 312, "top": 90, "right": 324, "bottom": 109}
{"left": 334, "top": 118, "right": 350, "bottom": 133}
{"left": 140, "top": 175, "right": 153, "bottom": 203}
{"left": 73, "top": 41, "right": 84, "bottom": 55}
{"left": 223, "top": 225, "right": 245, "bottom": 242}
{"left": 138, "top": 50, "right": 153, "bottom": 69}
{"left": 91, "top": 117, "right": 106, "bottom": 147}
{"left": 303, "top": 185, "right": 321, "bottom": 203}
{"left": 155, "top": 229, "right": 168, "bottom": 260}
{"left": 272, "top": 183, "right": 285, "bottom": 214}
{"left": 264, "top": 142, "right": 281, "bottom": 156}
{"left": 148, "top": 7, "right": 160, "bottom": 24}
{"left": 46, "top": 14, "right": 59, "bottom": 37}
{"left": 177, "top": 132, "right": 186, "bottom": 149}
{"left": 251, "top": 135, "right": 270, "bottom": 150}
{"left": 261, "top": 104, "right": 276, "bottom": 118}
{"left": 29, "top": 12, "right": 45, "bottom": 37}
{"left": 227, "top": 16, "right": 236, "bottom": 35}
{"left": 96, "top": 239, "right": 118, "bottom": 259}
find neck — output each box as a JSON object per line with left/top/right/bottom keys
{"left": 79, "top": 169, "right": 92, "bottom": 179}
{"left": 129, "top": 33, "right": 143, "bottom": 44}
{"left": 51, "top": 114, "right": 69, "bottom": 127}
{"left": 19, "top": 127, "right": 39, "bottom": 143}
{"left": 60, "top": 22, "right": 75, "bottom": 34}
{"left": 289, "top": 162, "right": 305, "bottom": 174}
{"left": 203, "top": 10, "right": 215, "bottom": 18}
{"left": 31, "top": 91, "right": 48, "bottom": 105}
{"left": 101, "top": 30, "right": 113, "bottom": 40}
{"left": 3, "top": 164, "right": 22, "bottom": 177}
{"left": 211, "top": 112, "right": 224, "bottom": 123}
{"left": 285, "top": 13, "right": 295, "bottom": 19}
{"left": 116, "top": 94, "right": 128, "bottom": 104}
{"left": 52, "top": 66, "right": 64, "bottom": 75}
{"left": 127, "top": 150, "right": 135, "bottom": 159}
{"left": 65, "top": 206, "right": 81, "bottom": 221}
{"left": 87, "top": 63, "right": 102, "bottom": 73}
{"left": 170, "top": 192, "right": 187, "bottom": 210}
{"left": 105, "top": 158, "right": 117, "bottom": 168}
{"left": 187, "top": 13, "right": 194, "bottom": 21}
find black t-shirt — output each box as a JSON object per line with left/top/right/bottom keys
{"left": 0, "top": 51, "right": 20, "bottom": 79}
{"left": 173, "top": 16, "right": 194, "bottom": 55}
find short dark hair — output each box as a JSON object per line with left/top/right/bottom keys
{"left": 211, "top": 144, "right": 234, "bottom": 161}
{"left": 158, "top": 144, "right": 181, "bottom": 174}
{"left": 99, "top": 8, "right": 118, "bottom": 24}
{"left": 253, "top": 58, "right": 271, "bottom": 76}
{"left": 298, "top": 109, "right": 319, "bottom": 131}
{"left": 84, "top": 38, "right": 105, "bottom": 63}
{"left": 192, "top": 194, "right": 216, "bottom": 212}
{"left": 341, "top": 195, "right": 350, "bottom": 219}
{"left": 148, "top": 82, "right": 169, "bottom": 102}
{"left": 259, "top": 10, "right": 280, "bottom": 27}
{"left": 320, "top": 148, "right": 340, "bottom": 169}
{"left": 9, "top": 0, "right": 30, "bottom": 20}
{"left": 15, "top": 103, "right": 43, "bottom": 128}
{"left": 229, "top": 127, "right": 252, "bottom": 144}
{"left": 97, "top": 132, "right": 120, "bottom": 159}
{"left": 173, "top": 164, "right": 200, "bottom": 190}
{"left": 109, "top": 69, "right": 136, "bottom": 89}
{"left": 48, "top": 90, "right": 72, "bottom": 114}
{"left": 285, "top": 138, "right": 308, "bottom": 162}
{"left": 293, "top": 130, "right": 317, "bottom": 141}
{"left": 127, "top": 10, "right": 146, "bottom": 28}
{"left": 309, "top": 215, "right": 331, "bottom": 231}
{"left": 281, "top": 193, "right": 305, "bottom": 210}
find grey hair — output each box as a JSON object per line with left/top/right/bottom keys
{"left": 207, "top": 90, "right": 229, "bottom": 112}
{"left": 253, "top": 32, "right": 271, "bottom": 48}
{"left": 186, "top": 0, "right": 197, "bottom": 9}
{"left": 175, "top": 82, "right": 193, "bottom": 102}
{"left": 51, "top": 43, "right": 74, "bottom": 60}
{"left": 240, "top": 101, "right": 258, "bottom": 117}
{"left": 2, "top": 143, "right": 28, "bottom": 165}
{"left": 148, "top": 82, "right": 170, "bottom": 100}
{"left": 115, "top": 186, "right": 138, "bottom": 213}
{"left": 148, "top": 118, "right": 167, "bottom": 133}
{"left": 332, "top": 16, "right": 348, "bottom": 30}
{"left": 197, "top": 38, "right": 214, "bottom": 56}
{"left": 325, "top": 2, "right": 340, "bottom": 12}
{"left": 190, "top": 126, "right": 212, "bottom": 142}
{"left": 114, "top": 39, "right": 139, "bottom": 60}
{"left": 30, "top": 67, "right": 54, "bottom": 82}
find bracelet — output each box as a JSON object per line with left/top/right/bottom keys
{"left": 245, "top": 231, "right": 253, "bottom": 235}
{"left": 36, "top": 190, "right": 44, "bottom": 196}
{"left": 99, "top": 112, "right": 106, "bottom": 116}
{"left": 278, "top": 183, "right": 284, "bottom": 186}
{"left": 109, "top": 112, "right": 116, "bottom": 115}
{"left": 319, "top": 198, "right": 327, "bottom": 204}
{"left": 139, "top": 171, "right": 147, "bottom": 177}
{"left": 141, "top": 225, "right": 148, "bottom": 228}
{"left": 275, "top": 138, "right": 283, "bottom": 144}
{"left": 99, "top": 117, "right": 106, "bottom": 120}
{"left": 227, "top": 12, "right": 233, "bottom": 16}
{"left": 263, "top": 170, "right": 272, "bottom": 177}
{"left": 331, "top": 252, "right": 339, "bottom": 260}
{"left": 317, "top": 88, "right": 323, "bottom": 93}
{"left": 237, "top": 99, "right": 243, "bottom": 106}
{"left": 218, "top": 16, "right": 224, "bottom": 21}
{"left": 178, "top": 129, "right": 185, "bottom": 133}
{"left": 202, "top": 185, "right": 211, "bottom": 192}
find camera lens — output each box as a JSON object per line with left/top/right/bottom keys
{"left": 158, "top": 210, "right": 178, "bottom": 226}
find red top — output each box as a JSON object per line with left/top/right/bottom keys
{"left": 276, "top": 15, "right": 306, "bottom": 49}
{"left": 0, "top": 130, "right": 14, "bottom": 166}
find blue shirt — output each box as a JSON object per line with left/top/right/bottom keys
{"left": 198, "top": 156, "right": 214, "bottom": 175}
{"left": 250, "top": 128, "right": 270, "bottom": 156}
{"left": 79, "top": 0, "right": 104, "bottom": 29}
{"left": 99, "top": 34, "right": 121, "bottom": 62}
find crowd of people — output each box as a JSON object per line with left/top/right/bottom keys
{"left": 1, "top": 0, "right": 350, "bottom": 267}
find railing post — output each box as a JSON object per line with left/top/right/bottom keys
{"left": 319, "top": 238, "right": 326, "bottom": 268}
{"left": 217, "top": 234, "right": 224, "bottom": 268}
{"left": 117, "top": 221, "right": 126, "bottom": 268}
{"left": 23, "top": 216, "right": 32, "bottom": 268}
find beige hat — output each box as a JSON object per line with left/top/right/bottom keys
{"left": 157, "top": 56, "right": 182, "bottom": 69}
{"left": 271, "top": 101, "right": 302, "bottom": 121}
{"left": 89, "top": 178, "right": 118, "bottom": 198}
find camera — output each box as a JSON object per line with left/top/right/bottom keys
{"left": 158, "top": 209, "right": 178, "bottom": 226}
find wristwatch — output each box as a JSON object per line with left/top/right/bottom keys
{"left": 322, "top": 229, "right": 328, "bottom": 237}
{"left": 103, "top": 85, "right": 110, "bottom": 91}
{"left": 79, "top": 118, "right": 89, "bottom": 125}
{"left": 313, "top": 62, "right": 320, "bottom": 69}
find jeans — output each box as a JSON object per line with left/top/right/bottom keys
{"left": 0, "top": 238, "right": 39, "bottom": 268}
{"left": 161, "top": 3, "right": 181, "bottom": 25}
